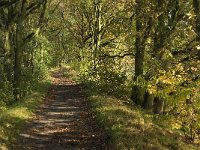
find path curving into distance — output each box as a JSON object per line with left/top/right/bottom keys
{"left": 10, "top": 71, "right": 108, "bottom": 150}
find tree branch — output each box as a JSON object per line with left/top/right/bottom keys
{"left": 101, "top": 52, "right": 134, "bottom": 59}
{"left": 0, "top": 0, "right": 20, "bottom": 9}
{"left": 22, "top": 28, "right": 41, "bottom": 46}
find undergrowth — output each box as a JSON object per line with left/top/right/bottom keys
{"left": 88, "top": 91, "right": 197, "bottom": 150}
{"left": 82, "top": 79, "right": 198, "bottom": 150}
{"left": 0, "top": 80, "right": 51, "bottom": 149}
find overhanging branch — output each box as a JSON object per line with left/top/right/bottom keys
{"left": 101, "top": 53, "right": 134, "bottom": 59}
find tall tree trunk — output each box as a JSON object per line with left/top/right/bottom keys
{"left": 131, "top": 0, "right": 145, "bottom": 106}
{"left": 13, "top": 0, "right": 26, "bottom": 101}
{"left": 13, "top": 23, "right": 22, "bottom": 101}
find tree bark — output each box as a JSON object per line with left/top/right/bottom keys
{"left": 131, "top": 0, "right": 145, "bottom": 106}
{"left": 153, "top": 97, "right": 164, "bottom": 114}
{"left": 13, "top": 0, "right": 26, "bottom": 101}
{"left": 143, "top": 91, "right": 154, "bottom": 110}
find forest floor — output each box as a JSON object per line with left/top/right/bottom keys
{"left": 9, "top": 71, "right": 108, "bottom": 150}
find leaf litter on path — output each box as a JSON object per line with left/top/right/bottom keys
{"left": 9, "top": 71, "right": 108, "bottom": 150}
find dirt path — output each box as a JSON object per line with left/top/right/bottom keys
{"left": 10, "top": 72, "right": 108, "bottom": 150}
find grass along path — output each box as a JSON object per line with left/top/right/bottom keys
{"left": 89, "top": 94, "right": 198, "bottom": 150}
{"left": 0, "top": 81, "right": 51, "bottom": 150}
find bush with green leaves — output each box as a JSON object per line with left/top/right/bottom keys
{"left": 0, "top": 76, "right": 14, "bottom": 109}
{"left": 172, "top": 87, "right": 200, "bottom": 142}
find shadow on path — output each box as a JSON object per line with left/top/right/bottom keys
{"left": 9, "top": 72, "right": 108, "bottom": 150}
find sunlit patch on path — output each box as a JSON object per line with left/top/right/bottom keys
{"left": 10, "top": 72, "right": 107, "bottom": 150}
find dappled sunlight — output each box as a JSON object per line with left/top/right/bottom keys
{"left": 9, "top": 72, "right": 107, "bottom": 150}
{"left": 1, "top": 0, "right": 200, "bottom": 149}
{"left": 90, "top": 95, "right": 196, "bottom": 149}
{"left": 0, "top": 81, "right": 51, "bottom": 149}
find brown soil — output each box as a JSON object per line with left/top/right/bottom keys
{"left": 9, "top": 72, "right": 108, "bottom": 150}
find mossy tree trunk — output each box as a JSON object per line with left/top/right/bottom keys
{"left": 13, "top": 0, "right": 26, "bottom": 101}
{"left": 131, "top": 0, "right": 150, "bottom": 106}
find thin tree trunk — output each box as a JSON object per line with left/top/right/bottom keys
{"left": 92, "top": 0, "right": 102, "bottom": 69}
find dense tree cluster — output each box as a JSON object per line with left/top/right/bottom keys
{"left": 0, "top": 0, "right": 51, "bottom": 104}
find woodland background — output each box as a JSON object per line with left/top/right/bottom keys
{"left": 0, "top": 0, "right": 200, "bottom": 149}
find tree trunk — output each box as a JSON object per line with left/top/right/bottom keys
{"left": 131, "top": 0, "right": 145, "bottom": 106}
{"left": 153, "top": 97, "right": 164, "bottom": 114}
{"left": 143, "top": 91, "right": 154, "bottom": 110}
{"left": 13, "top": 24, "right": 22, "bottom": 101}
{"left": 13, "top": 0, "right": 26, "bottom": 101}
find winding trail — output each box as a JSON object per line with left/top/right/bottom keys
{"left": 10, "top": 72, "right": 107, "bottom": 150}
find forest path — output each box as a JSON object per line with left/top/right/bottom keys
{"left": 10, "top": 71, "right": 107, "bottom": 150}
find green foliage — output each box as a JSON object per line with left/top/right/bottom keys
{"left": 132, "top": 76, "right": 148, "bottom": 89}
{"left": 172, "top": 87, "right": 200, "bottom": 142}
{"left": 0, "top": 0, "right": 199, "bottom": 148}
{"left": 19, "top": 64, "right": 49, "bottom": 97}
{"left": 0, "top": 76, "right": 14, "bottom": 109}
{"left": 33, "top": 64, "right": 50, "bottom": 81}
{"left": 89, "top": 94, "right": 197, "bottom": 150}
{"left": 0, "top": 79, "right": 51, "bottom": 148}
{"left": 79, "top": 58, "right": 128, "bottom": 98}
